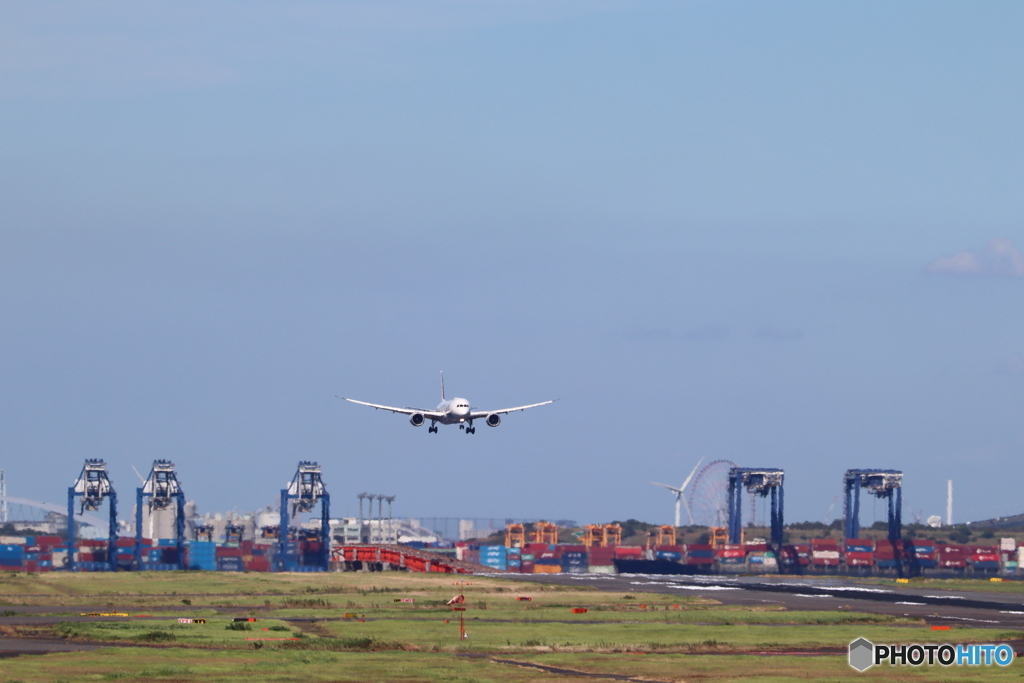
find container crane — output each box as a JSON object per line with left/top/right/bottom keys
{"left": 727, "top": 467, "right": 784, "bottom": 554}
{"left": 277, "top": 461, "right": 330, "bottom": 571}
{"left": 843, "top": 469, "right": 902, "bottom": 541}
{"left": 133, "top": 460, "right": 186, "bottom": 570}
{"left": 67, "top": 459, "right": 118, "bottom": 572}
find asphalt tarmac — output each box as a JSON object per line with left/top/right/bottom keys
{"left": 498, "top": 572, "right": 1024, "bottom": 630}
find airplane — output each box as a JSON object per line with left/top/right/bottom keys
{"left": 338, "top": 373, "right": 557, "bottom": 434}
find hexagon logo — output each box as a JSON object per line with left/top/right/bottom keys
{"left": 849, "top": 638, "right": 874, "bottom": 672}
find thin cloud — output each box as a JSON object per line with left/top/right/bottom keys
{"left": 926, "top": 238, "right": 1024, "bottom": 277}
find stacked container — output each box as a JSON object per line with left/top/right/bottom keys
{"left": 874, "top": 540, "right": 901, "bottom": 569}
{"left": 560, "top": 550, "right": 588, "bottom": 574}
{"left": 0, "top": 543, "right": 24, "bottom": 571}
{"left": 845, "top": 539, "right": 874, "bottom": 568}
{"left": 810, "top": 539, "right": 840, "bottom": 568}
{"left": 587, "top": 546, "right": 616, "bottom": 573}
{"left": 937, "top": 544, "right": 967, "bottom": 569}
{"left": 970, "top": 545, "right": 1000, "bottom": 573}
{"left": 479, "top": 545, "right": 507, "bottom": 571}
{"left": 906, "top": 539, "right": 937, "bottom": 569}
{"left": 999, "top": 538, "right": 1017, "bottom": 574}
{"left": 534, "top": 546, "right": 561, "bottom": 573}
{"left": 189, "top": 541, "right": 217, "bottom": 571}
{"left": 654, "top": 544, "right": 683, "bottom": 561}
{"left": 683, "top": 543, "right": 714, "bottom": 566}
{"left": 715, "top": 544, "right": 744, "bottom": 566}
{"left": 215, "top": 545, "right": 245, "bottom": 571}
{"left": 506, "top": 546, "right": 522, "bottom": 571}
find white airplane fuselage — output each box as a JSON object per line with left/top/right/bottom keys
{"left": 434, "top": 398, "right": 472, "bottom": 425}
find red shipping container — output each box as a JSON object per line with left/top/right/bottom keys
{"left": 520, "top": 560, "right": 535, "bottom": 573}
{"left": 684, "top": 543, "right": 713, "bottom": 552}
{"left": 557, "top": 545, "right": 586, "bottom": 552}
{"left": 524, "top": 543, "right": 551, "bottom": 553}
{"left": 845, "top": 551, "right": 874, "bottom": 566}
{"left": 536, "top": 550, "right": 561, "bottom": 560}
{"left": 35, "top": 536, "right": 63, "bottom": 547}
{"left": 216, "top": 547, "right": 244, "bottom": 558}
{"left": 973, "top": 553, "right": 1000, "bottom": 562}
{"left": 244, "top": 559, "right": 271, "bottom": 572}
{"left": 25, "top": 561, "right": 38, "bottom": 572}
{"left": 716, "top": 549, "right": 745, "bottom": 558}
{"left": 614, "top": 546, "right": 643, "bottom": 558}
{"left": 115, "top": 537, "right": 137, "bottom": 548}
{"left": 744, "top": 543, "right": 768, "bottom": 552}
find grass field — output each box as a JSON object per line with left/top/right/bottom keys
{"left": 1, "top": 570, "right": 1021, "bottom": 682}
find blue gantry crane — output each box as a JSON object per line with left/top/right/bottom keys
{"left": 727, "top": 467, "right": 785, "bottom": 551}
{"left": 133, "top": 460, "right": 186, "bottom": 570}
{"left": 67, "top": 459, "right": 118, "bottom": 572}
{"left": 843, "top": 469, "right": 902, "bottom": 541}
{"left": 277, "top": 461, "right": 330, "bottom": 571}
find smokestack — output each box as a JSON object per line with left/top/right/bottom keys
{"left": 946, "top": 480, "right": 953, "bottom": 526}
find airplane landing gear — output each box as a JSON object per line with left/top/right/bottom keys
{"left": 466, "top": 421, "right": 475, "bottom": 434}
{"left": 428, "top": 422, "right": 438, "bottom": 433}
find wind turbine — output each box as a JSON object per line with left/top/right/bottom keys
{"left": 651, "top": 457, "right": 704, "bottom": 527}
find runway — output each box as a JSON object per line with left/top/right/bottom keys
{"left": 498, "top": 572, "right": 1024, "bottom": 630}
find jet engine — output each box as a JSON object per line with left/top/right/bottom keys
{"left": 485, "top": 413, "right": 501, "bottom": 427}
{"left": 409, "top": 413, "right": 425, "bottom": 427}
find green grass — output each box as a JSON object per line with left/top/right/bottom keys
{"left": 1, "top": 571, "right": 1021, "bottom": 682}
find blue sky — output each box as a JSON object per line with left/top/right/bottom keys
{"left": 2, "top": 2, "right": 1023, "bottom": 528}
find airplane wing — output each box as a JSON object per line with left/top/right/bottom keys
{"left": 470, "top": 399, "right": 558, "bottom": 419}
{"left": 337, "top": 397, "right": 445, "bottom": 418}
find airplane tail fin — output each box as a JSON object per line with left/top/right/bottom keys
{"left": 440, "top": 371, "right": 445, "bottom": 401}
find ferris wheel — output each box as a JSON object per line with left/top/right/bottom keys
{"left": 687, "top": 459, "right": 737, "bottom": 527}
